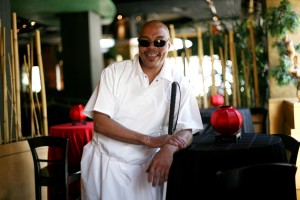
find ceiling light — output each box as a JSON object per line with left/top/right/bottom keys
{"left": 135, "top": 16, "right": 142, "bottom": 21}
{"left": 117, "top": 15, "right": 123, "bottom": 20}
{"left": 100, "top": 38, "right": 115, "bottom": 53}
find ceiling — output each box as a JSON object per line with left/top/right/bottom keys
{"left": 112, "top": 0, "right": 242, "bottom": 22}
{"left": 11, "top": 0, "right": 116, "bottom": 26}
{"left": 11, "top": 0, "right": 248, "bottom": 44}
{"left": 108, "top": 0, "right": 245, "bottom": 37}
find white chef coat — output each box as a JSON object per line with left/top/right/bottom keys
{"left": 81, "top": 54, "right": 203, "bottom": 200}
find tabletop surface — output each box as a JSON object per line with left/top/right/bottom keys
{"left": 190, "top": 132, "right": 283, "bottom": 151}
{"left": 50, "top": 121, "right": 94, "bottom": 130}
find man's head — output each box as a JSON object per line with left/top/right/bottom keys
{"left": 138, "top": 20, "right": 171, "bottom": 71}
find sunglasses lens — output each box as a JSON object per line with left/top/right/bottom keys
{"left": 138, "top": 39, "right": 167, "bottom": 47}
{"left": 138, "top": 40, "right": 150, "bottom": 47}
{"left": 154, "top": 40, "right": 166, "bottom": 47}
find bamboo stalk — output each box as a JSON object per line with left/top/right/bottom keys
{"left": 209, "top": 24, "right": 216, "bottom": 97}
{"left": 219, "top": 46, "right": 226, "bottom": 101}
{"left": 176, "top": 32, "right": 198, "bottom": 38}
{"left": 233, "top": 44, "right": 241, "bottom": 107}
{"left": 197, "top": 28, "right": 204, "bottom": 71}
{"left": 219, "top": 45, "right": 231, "bottom": 105}
{"left": 0, "top": 19, "right": 3, "bottom": 144}
{"left": 229, "top": 31, "right": 237, "bottom": 107}
{"left": 30, "top": 38, "right": 42, "bottom": 135}
{"left": 248, "top": 0, "right": 259, "bottom": 107}
{"left": 26, "top": 44, "right": 35, "bottom": 136}
{"left": 181, "top": 52, "right": 186, "bottom": 76}
{"left": 27, "top": 43, "right": 31, "bottom": 71}
{"left": 169, "top": 24, "right": 178, "bottom": 61}
{"left": 219, "top": 46, "right": 225, "bottom": 83}
{"left": 224, "top": 34, "right": 229, "bottom": 105}
{"left": 1, "top": 26, "right": 9, "bottom": 143}
{"left": 12, "top": 12, "right": 22, "bottom": 139}
{"left": 35, "top": 29, "right": 48, "bottom": 136}
{"left": 34, "top": 91, "right": 42, "bottom": 135}
{"left": 197, "top": 27, "right": 208, "bottom": 108}
{"left": 183, "top": 36, "right": 191, "bottom": 80}
{"left": 181, "top": 36, "right": 187, "bottom": 76}
{"left": 24, "top": 55, "right": 40, "bottom": 137}
{"left": 241, "top": 50, "right": 250, "bottom": 107}
{"left": 8, "top": 55, "right": 15, "bottom": 143}
{"left": 183, "top": 37, "right": 190, "bottom": 65}
{"left": 30, "top": 39, "right": 34, "bottom": 70}
{"left": 10, "top": 30, "right": 17, "bottom": 142}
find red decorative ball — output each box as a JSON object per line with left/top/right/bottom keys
{"left": 210, "top": 94, "right": 224, "bottom": 107}
{"left": 69, "top": 104, "right": 86, "bottom": 122}
{"left": 210, "top": 105, "right": 243, "bottom": 135}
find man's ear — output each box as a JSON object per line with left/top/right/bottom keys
{"left": 167, "top": 40, "right": 172, "bottom": 50}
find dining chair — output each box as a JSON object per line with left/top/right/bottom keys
{"left": 216, "top": 162, "right": 298, "bottom": 200}
{"left": 27, "top": 136, "right": 81, "bottom": 200}
{"left": 272, "top": 133, "right": 300, "bottom": 165}
{"left": 250, "top": 107, "right": 268, "bottom": 134}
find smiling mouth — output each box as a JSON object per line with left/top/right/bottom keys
{"left": 145, "top": 52, "right": 159, "bottom": 57}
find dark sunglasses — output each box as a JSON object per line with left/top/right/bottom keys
{"left": 138, "top": 39, "right": 168, "bottom": 47}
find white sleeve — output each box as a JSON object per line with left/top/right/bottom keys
{"left": 83, "top": 81, "right": 100, "bottom": 119}
{"left": 83, "top": 66, "right": 116, "bottom": 119}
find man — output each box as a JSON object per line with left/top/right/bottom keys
{"left": 81, "top": 20, "right": 203, "bottom": 200}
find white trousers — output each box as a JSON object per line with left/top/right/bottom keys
{"left": 81, "top": 142, "right": 164, "bottom": 200}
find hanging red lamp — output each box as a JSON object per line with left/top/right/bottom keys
{"left": 210, "top": 94, "right": 224, "bottom": 107}
{"left": 211, "top": 105, "right": 243, "bottom": 135}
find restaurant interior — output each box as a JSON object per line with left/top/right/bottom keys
{"left": 0, "top": 0, "right": 300, "bottom": 199}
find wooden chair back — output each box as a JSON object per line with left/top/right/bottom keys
{"left": 273, "top": 133, "right": 300, "bottom": 165}
{"left": 250, "top": 107, "right": 268, "bottom": 134}
{"left": 27, "top": 136, "right": 81, "bottom": 200}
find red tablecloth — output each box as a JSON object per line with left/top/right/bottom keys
{"left": 49, "top": 121, "right": 93, "bottom": 170}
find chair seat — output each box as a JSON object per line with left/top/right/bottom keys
{"left": 39, "top": 165, "right": 80, "bottom": 186}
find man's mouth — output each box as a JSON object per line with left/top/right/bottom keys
{"left": 145, "top": 52, "right": 159, "bottom": 57}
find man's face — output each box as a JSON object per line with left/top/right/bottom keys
{"left": 138, "top": 22, "right": 171, "bottom": 70}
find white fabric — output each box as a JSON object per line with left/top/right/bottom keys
{"left": 81, "top": 54, "right": 203, "bottom": 200}
{"left": 81, "top": 142, "right": 163, "bottom": 200}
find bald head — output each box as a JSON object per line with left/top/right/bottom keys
{"left": 139, "top": 20, "right": 170, "bottom": 39}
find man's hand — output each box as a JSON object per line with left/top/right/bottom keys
{"left": 147, "top": 129, "right": 193, "bottom": 187}
{"left": 147, "top": 144, "right": 176, "bottom": 187}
